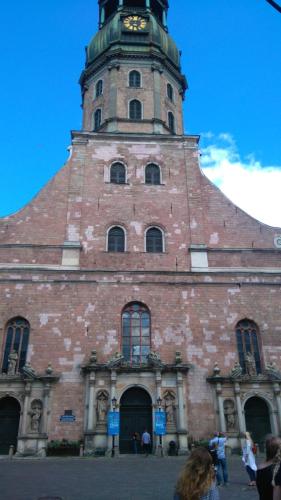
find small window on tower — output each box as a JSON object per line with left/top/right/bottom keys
{"left": 145, "top": 164, "right": 161, "bottom": 185}
{"left": 168, "top": 112, "right": 175, "bottom": 134}
{"left": 129, "top": 100, "right": 142, "bottom": 120}
{"left": 129, "top": 71, "right": 141, "bottom": 88}
{"left": 146, "top": 227, "right": 164, "bottom": 253}
{"left": 95, "top": 80, "right": 103, "bottom": 98}
{"left": 110, "top": 162, "right": 126, "bottom": 184}
{"left": 167, "top": 83, "right": 174, "bottom": 102}
{"left": 108, "top": 226, "right": 125, "bottom": 252}
{"left": 93, "top": 109, "right": 102, "bottom": 131}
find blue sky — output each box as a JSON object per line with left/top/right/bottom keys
{"left": 0, "top": 0, "right": 280, "bottom": 225}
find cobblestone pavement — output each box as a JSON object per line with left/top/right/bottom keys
{"left": 0, "top": 455, "right": 259, "bottom": 500}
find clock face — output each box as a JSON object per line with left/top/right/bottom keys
{"left": 123, "top": 15, "right": 147, "bottom": 32}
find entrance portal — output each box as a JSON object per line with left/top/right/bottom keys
{"left": 119, "top": 387, "right": 152, "bottom": 454}
{"left": 0, "top": 397, "right": 21, "bottom": 454}
{"left": 244, "top": 397, "right": 271, "bottom": 451}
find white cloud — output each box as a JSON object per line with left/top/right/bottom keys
{"left": 200, "top": 133, "right": 281, "bottom": 227}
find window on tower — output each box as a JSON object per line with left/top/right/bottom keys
{"left": 107, "top": 226, "right": 126, "bottom": 253}
{"left": 168, "top": 111, "right": 175, "bottom": 134}
{"left": 129, "top": 71, "right": 141, "bottom": 88}
{"left": 145, "top": 164, "right": 161, "bottom": 185}
{"left": 93, "top": 109, "right": 102, "bottom": 131}
{"left": 1, "top": 317, "right": 30, "bottom": 374}
{"left": 129, "top": 99, "right": 142, "bottom": 120}
{"left": 122, "top": 302, "right": 151, "bottom": 365}
{"left": 146, "top": 227, "right": 164, "bottom": 253}
{"left": 236, "top": 319, "right": 262, "bottom": 374}
{"left": 110, "top": 162, "right": 126, "bottom": 184}
{"left": 167, "top": 83, "right": 174, "bottom": 102}
{"left": 95, "top": 80, "right": 103, "bottom": 98}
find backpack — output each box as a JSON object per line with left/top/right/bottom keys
{"left": 209, "top": 442, "right": 219, "bottom": 465}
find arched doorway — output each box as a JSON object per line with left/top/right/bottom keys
{"left": 244, "top": 397, "right": 271, "bottom": 451}
{"left": 119, "top": 387, "right": 152, "bottom": 454}
{"left": 0, "top": 397, "right": 21, "bottom": 454}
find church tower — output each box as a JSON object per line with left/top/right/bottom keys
{"left": 80, "top": 0, "right": 187, "bottom": 135}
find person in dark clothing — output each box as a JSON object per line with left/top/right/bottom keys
{"left": 256, "top": 435, "right": 281, "bottom": 500}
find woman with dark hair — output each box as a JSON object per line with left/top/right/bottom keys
{"left": 256, "top": 435, "right": 281, "bottom": 499}
{"left": 174, "top": 447, "right": 219, "bottom": 500}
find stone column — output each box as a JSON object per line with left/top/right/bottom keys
{"left": 155, "top": 370, "right": 162, "bottom": 453}
{"left": 234, "top": 382, "right": 245, "bottom": 434}
{"left": 107, "top": 370, "right": 118, "bottom": 453}
{"left": 273, "top": 383, "right": 281, "bottom": 433}
{"left": 216, "top": 383, "right": 226, "bottom": 433}
{"left": 20, "top": 382, "right": 32, "bottom": 435}
{"left": 176, "top": 371, "right": 188, "bottom": 454}
{"left": 42, "top": 383, "right": 51, "bottom": 435}
{"left": 151, "top": 66, "right": 162, "bottom": 133}
{"left": 87, "top": 372, "right": 96, "bottom": 432}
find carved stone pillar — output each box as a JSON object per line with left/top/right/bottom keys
{"left": 42, "top": 383, "right": 51, "bottom": 435}
{"left": 20, "top": 382, "right": 32, "bottom": 435}
{"left": 233, "top": 382, "right": 244, "bottom": 434}
{"left": 273, "top": 383, "right": 281, "bottom": 433}
{"left": 216, "top": 383, "right": 226, "bottom": 433}
{"left": 176, "top": 371, "right": 188, "bottom": 454}
{"left": 87, "top": 372, "right": 96, "bottom": 432}
{"left": 155, "top": 370, "right": 162, "bottom": 399}
{"left": 107, "top": 370, "right": 118, "bottom": 453}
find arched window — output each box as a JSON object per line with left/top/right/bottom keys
{"left": 110, "top": 162, "right": 126, "bottom": 184}
{"left": 93, "top": 109, "right": 102, "bottom": 131}
{"left": 122, "top": 302, "right": 151, "bottom": 364}
{"left": 167, "top": 83, "right": 174, "bottom": 101}
{"left": 108, "top": 226, "right": 125, "bottom": 252}
{"left": 129, "top": 99, "right": 142, "bottom": 120}
{"left": 145, "top": 164, "right": 161, "bottom": 185}
{"left": 129, "top": 70, "right": 141, "bottom": 88}
{"left": 236, "top": 319, "right": 262, "bottom": 374}
{"left": 168, "top": 111, "right": 175, "bottom": 133}
{"left": 146, "top": 227, "right": 164, "bottom": 253}
{"left": 1, "top": 317, "right": 30, "bottom": 373}
{"left": 95, "top": 80, "right": 103, "bottom": 98}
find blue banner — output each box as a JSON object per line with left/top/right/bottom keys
{"left": 108, "top": 411, "right": 120, "bottom": 436}
{"left": 155, "top": 411, "right": 166, "bottom": 435}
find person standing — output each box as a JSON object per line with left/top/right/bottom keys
{"left": 209, "top": 432, "right": 229, "bottom": 487}
{"left": 141, "top": 429, "right": 151, "bottom": 457}
{"left": 242, "top": 431, "right": 257, "bottom": 487}
{"left": 256, "top": 435, "right": 281, "bottom": 499}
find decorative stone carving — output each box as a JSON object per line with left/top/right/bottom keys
{"left": 7, "top": 350, "right": 18, "bottom": 375}
{"left": 223, "top": 399, "right": 236, "bottom": 431}
{"left": 163, "top": 390, "right": 176, "bottom": 428}
{"left": 213, "top": 362, "right": 221, "bottom": 377}
{"left": 147, "top": 351, "right": 163, "bottom": 368}
{"left": 45, "top": 363, "right": 53, "bottom": 375}
{"left": 230, "top": 362, "right": 243, "bottom": 379}
{"left": 96, "top": 391, "right": 109, "bottom": 424}
{"left": 22, "top": 362, "right": 36, "bottom": 378}
{"left": 29, "top": 400, "right": 42, "bottom": 433}
{"left": 266, "top": 362, "right": 281, "bottom": 380}
{"left": 107, "top": 352, "right": 124, "bottom": 368}
{"left": 175, "top": 352, "right": 182, "bottom": 365}
{"left": 245, "top": 352, "right": 257, "bottom": 377}
{"left": 89, "top": 350, "right": 97, "bottom": 364}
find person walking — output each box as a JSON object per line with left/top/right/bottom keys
{"left": 209, "top": 432, "right": 229, "bottom": 487}
{"left": 256, "top": 435, "right": 281, "bottom": 499}
{"left": 242, "top": 431, "right": 257, "bottom": 487}
{"left": 132, "top": 431, "right": 140, "bottom": 454}
{"left": 174, "top": 447, "right": 220, "bottom": 500}
{"left": 141, "top": 429, "right": 151, "bottom": 457}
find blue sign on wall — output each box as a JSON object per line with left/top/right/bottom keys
{"left": 155, "top": 411, "right": 166, "bottom": 436}
{"left": 60, "top": 415, "right": 76, "bottom": 422}
{"left": 108, "top": 411, "right": 120, "bottom": 436}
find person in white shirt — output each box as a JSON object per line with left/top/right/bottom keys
{"left": 141, "top": 429, "right": 151, "bottom": 456}
{"left": 242, "top": 431, "right": 257, "bottom": 486}
{"left": 209, "top": 432, "right": 229, "bottom": 486}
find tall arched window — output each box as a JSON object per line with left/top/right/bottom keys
{"left": 129, "top": 99, "right": 142, "bottom": 120}
{"left": 129, "top": 70, "right": 141, "bottom": 88}
{"left": 168, "top": 111, "right": 175, "bottom": 133}
{"left": 236, "top": 319, "right": 262, "bottom": 374}
{"left": 108, "top": 226, "right": 125, "bottom": 252}
{"left": 122, "top": 302, "right": 151, "bottom": 364}
{"left": 1, "top": 317, "right": 30, "bottom": 373}
{"left": 93, "top": 109, "right": 102, "bottom": 131}
{"left": 167, "top": 83, "right": 174, "bottom": 101}
{"left": 95, "top": 80, "right": 103, "bottom": 98}
{"left": 110, "top": 162, "right": 126, "bottom": 184}
{"left": 146, "top": 227, "right": 164, "bottom": 253}
{"left": 145, "top": 164, "right": 161, "bottom": 185}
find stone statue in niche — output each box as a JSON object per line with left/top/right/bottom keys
{"left": 230, "top": 362, "right": 243, "bottom": 379}
{"left": 223, "top": 399, "right": 236, "bottom": 431}
{"left": 7, "top": 350, "right": 18, "bottom": 375}
{"left": 29, "top": 401, "right": 42, "bottom": 433}
{"left": 163, "top": 391, "right": 176, "bottom": 427}
{"left": 245, "top": 352, "right": 257, "bottom": 377}
{"left": 96, "top": 391, "right": 109, "bottom": 424}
